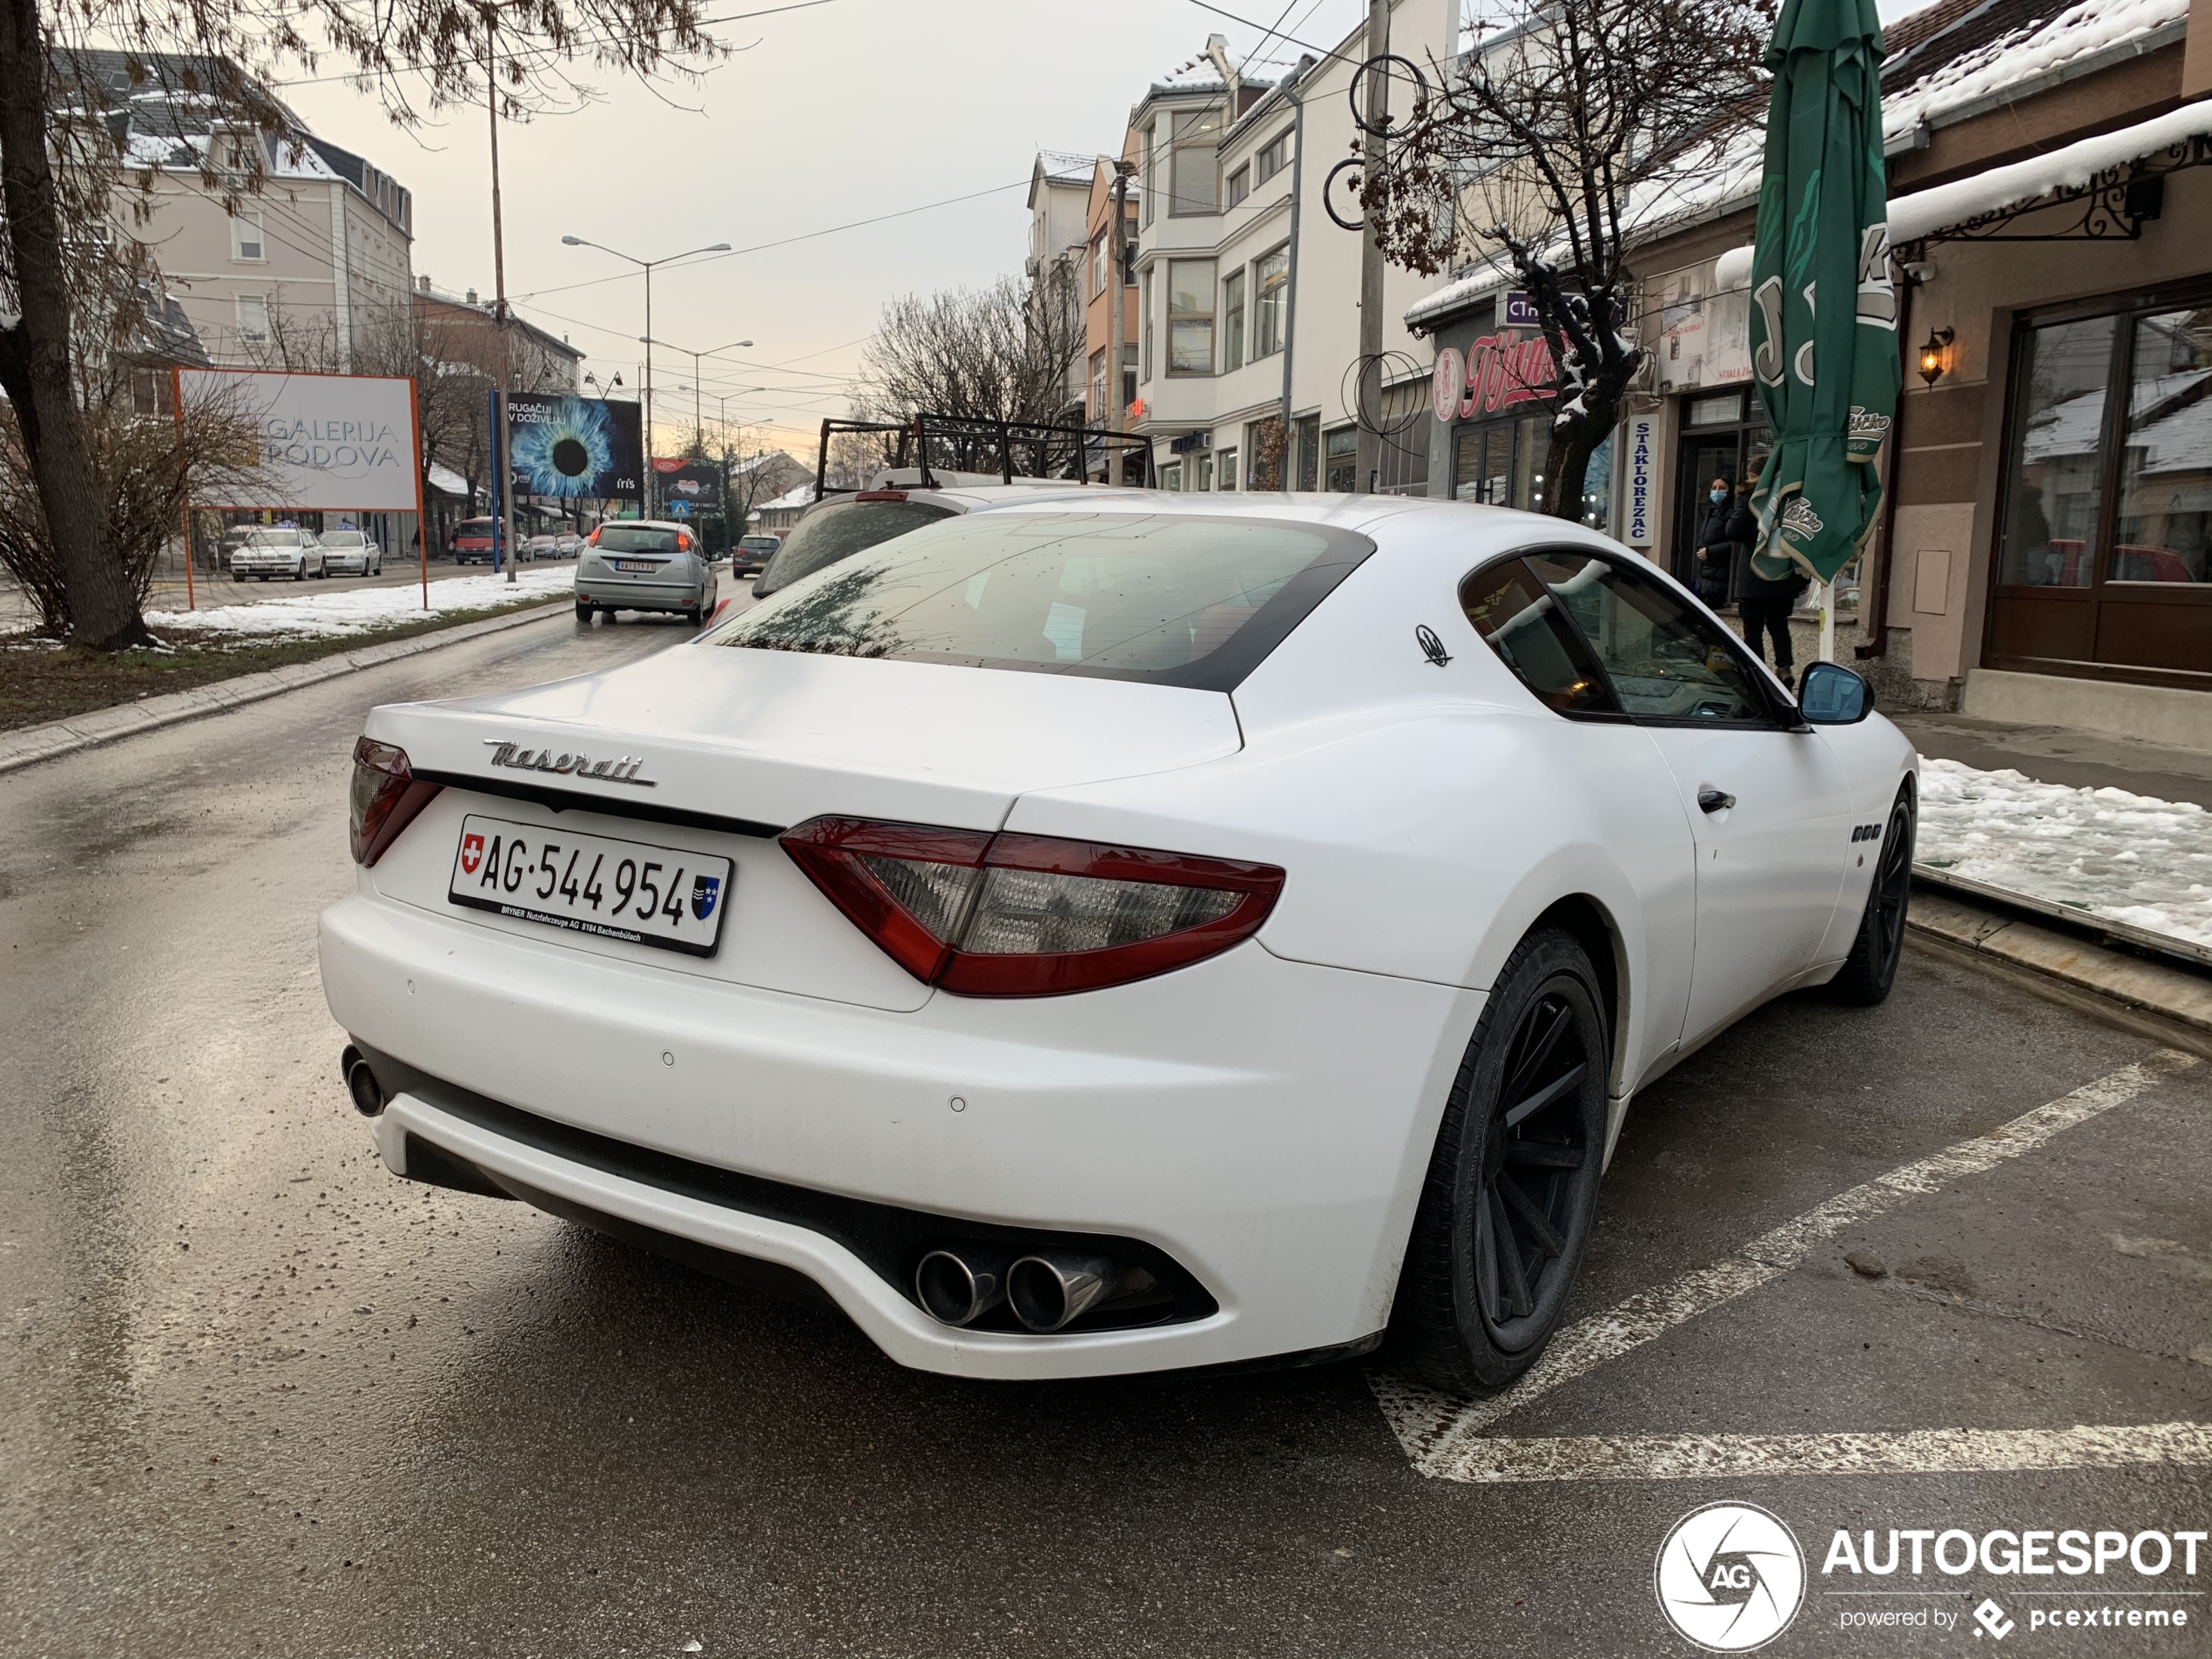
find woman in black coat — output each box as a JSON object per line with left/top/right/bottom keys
{"left": 1689, "top": 477, "right": 1736, "bottom": 606}
{"left": 1727, "top": 465, "right": 1808, "bottom": 689}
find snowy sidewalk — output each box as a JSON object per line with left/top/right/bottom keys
{"left": 145, "top": 569, "right": 574, "bottom": 643}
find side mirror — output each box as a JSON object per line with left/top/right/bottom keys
{"left": 1797, "top": 660, "right": 1872, "bottom": 725}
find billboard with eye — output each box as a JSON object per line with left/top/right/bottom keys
{"left": 506, "top": 394, "right": 643, "bottom": 502}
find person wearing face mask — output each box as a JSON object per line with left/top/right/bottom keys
{"left": 1689, "top": 477, "right": 1737, "bottom": 606}
{"left": 1726, "top": 461, "right": 1810, "bottom": 689}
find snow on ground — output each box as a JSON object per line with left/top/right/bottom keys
{"left": 144, "top": 569, "right": 573, "bottom": 642}
{"left": 1919, "top": 757, "right": 2212, "bottom": 948}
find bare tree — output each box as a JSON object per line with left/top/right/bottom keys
{"left": 3, "top": 3, "right": 719, "bottom": 650}
{"left": 858, "top": 271, "right": 1087, "bottom": 437}
{"left": 1364, "top": 0, "right": 1769, "bottom": 519}
{"left": 0, "top": 347, "right": 271, "bottom": 637}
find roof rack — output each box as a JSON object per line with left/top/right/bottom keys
{"left": 813, "top": 413, "right": 1153, "bottom": 502}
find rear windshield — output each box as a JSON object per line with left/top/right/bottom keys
{"left": 708, "top": 511, "right": 1371, "bottom": 691}
{"left": 739, "top": 536, "right": 781, "bottom": 552}
{"left": 755, "top": 499, "right": 954, "bottom": 595}
{"left": 597, "top": 526, "right": 682, "bottom": 553}
{"left": 321, "top": 532, "right": 364, "bottom": 547}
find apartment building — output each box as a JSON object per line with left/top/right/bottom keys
{"left": 1028, "top": 151, "right": 1098, "bottom": 425}
{"left": 1081, "top": 154, "right": 1141, "bottom": 472}
{"left": 1128, "top": 3, "right": 1455, "bottom": 496}
{"left": 74, "top": 51, "right": 415, "bottom": 370}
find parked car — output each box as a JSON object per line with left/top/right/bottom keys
{"left": 230, "top": 528, "right": 326, "bottom": 582}
{"left": 573, "top": 521, "right": 718, "bottom": 624}
{"left": 322, "top": 496, "right": 1916, "bottom": 1392}
{"left": 733, "top": 534, "right": 781, "bottom": 577}
{"left": 523, "top": 535, "right": 561, "bottom": 563}
{"left": 753, "top": 477, "right": 1132, "bottom": 597}
{"left": 555, "top": 533, "right": 584, "bottom": 559}
{"left": 450, "top": 519, "right": 501, "bottom": 565}
{"left": 319, "top": 530, "right": 383, "bottom": 577}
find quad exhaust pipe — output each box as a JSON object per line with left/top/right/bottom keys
{"left": 915, "top": 1245, "right": 1130, "bottom": 1332}
{"left": 340, "top": 1045, "right": 385, "bottom": 1117}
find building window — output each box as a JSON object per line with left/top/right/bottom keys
{"left": 131, "top": 368, "right": 174, "bottom": 417}
{"left": 1141, "top": 268, "right": 1154, "bottom": 381}
{"left": 1255, "top": 128, "right": 1292, "bottom": 185}
{"left": 1226, "top": 165, "right": 1250, "bottom": 207}
{"left": 1122, "top": 212, "right": 1137, "bottom": 283}
{"left": 1170, "top": 106, "right": 1222, "bottom": 216}
{"left": 235, "top": 293, "right": 270, "bottom": 346}
{"left": 1217, "top": 447, "right": 1238, "bottom": 491}
{"left": 1246, "top": 416, "right": 1285, "bottom": 490}
{"left": 229, "top": 211, "right": 263, "bottom": 261}
{"left": 1160, "top": 459, "right": 1181, "bottom": 491}
{"left": 1168, "top": 259, "right": 1216, "bottom": 374}
{"left": 1253, "top": 246, "right": 1289, "bottom": 359}
{"left": 1295, "top": 414, "right": 1319, "bottom": 490}
{"left": 1325, "top": 424, "right": 1358, "bottom": 491}
{"left": 1376, "top": 381, "right": 1433, "bottom": 496}
{"left": 1089, "top": 348, "right": 1108, "bottom": 421}
{"left": 1194, "top": 452, "right": 1214, "bottom": 491}
{"left": 1095, "top": 233, "right": 1112, "bottom": 299}
{"left": 1142, "top": 125, "right": 1157, "bottom": 227}
{"left": 1222, "top": 268, "right": 1245, "bottom": 374}
{"left": 1122, "top": 343, "right": 1138, "bottom": 411}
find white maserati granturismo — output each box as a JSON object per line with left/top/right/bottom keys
{"left": 320, "top": 495, "right": 1916, "bottom": 1394}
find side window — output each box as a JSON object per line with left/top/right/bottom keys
{"left": 1527, "top": 551, "right": 1770, "bottom": 723}
{"left": 1460, "top": 558, "right": 1621, "bottom": 717}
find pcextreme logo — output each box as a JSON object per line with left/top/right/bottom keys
{"left": 1656, "top": 1501, "right": 1807, "bottom": 1652}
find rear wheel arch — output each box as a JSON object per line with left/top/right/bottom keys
{"left": 1531, "top": 894, "right": 1624, "bottom": 1093}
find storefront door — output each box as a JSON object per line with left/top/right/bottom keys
{"left": 1453, "top": 415, "right": 1548, "bottom": 507}
{"left": 1669, "top": 390, "right": 1771, "bottom": 590}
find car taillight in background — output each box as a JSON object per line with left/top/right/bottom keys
{"left": 349, "top": 737, "right": 442, "bottom": 867}
{"left": 780, "top": 818, "right": 1285, "bottom": 996}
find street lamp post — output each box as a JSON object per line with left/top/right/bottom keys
{"left": 640, "top": 334, "right": 753, "bottom": 453}
{"left": 560, "top": 236, "right": 730, "bottom": 514}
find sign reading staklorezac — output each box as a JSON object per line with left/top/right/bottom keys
{"left": 179, "top": 368, "right": 420, "bottom": 511}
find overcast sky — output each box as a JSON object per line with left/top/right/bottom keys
{"left": 280, "top": 0, "right": 1938, "bottom": 462}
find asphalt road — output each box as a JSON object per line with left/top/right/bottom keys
{"left": 3, "top": 617, "right": 2208, "bottom": 1658}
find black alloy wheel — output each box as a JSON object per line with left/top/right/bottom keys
{"left": 1831, "top": 782, "right": 1917, "bottom": 1006}
{"left": 1390, "top": 926, "right": 1609, "bottom": 1394}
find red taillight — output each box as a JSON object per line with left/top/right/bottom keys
{"left": 348, "top": 737, "right": 442, "bottom": 867}
{"left": 587, "top": 527, "right": 602, "bottom": 545}
{"left": 779, "top": 817, "right": 1284, "bottom": 996}
{"left": 677, "top": 531, "right": 692, "bottom": 550}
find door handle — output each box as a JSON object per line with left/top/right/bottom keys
{"left": 1697, "top": 787, "right": 1736, "bottom": 814}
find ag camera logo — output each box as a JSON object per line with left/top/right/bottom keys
{"left": 1656, "top": 1501, "right": 1806, "bottom": 1651}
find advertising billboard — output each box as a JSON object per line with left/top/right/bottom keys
{"left": 651, "top": 458, "right": 725, "bottom": 516}
{"left": 177, "top": 368, "right": 420, "bottom": 510}
{"left": 507, "top": 393, "right": 642, "bottom": 502}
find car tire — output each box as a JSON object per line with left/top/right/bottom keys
{"left": 1388, "top": 924, "right": 1610, "bottom": 1396}
{"left": 576, "top": 602, "right": 594, "bottom": 623}
{"left": 1829, "top": 780, "right": 1917, "bottom": 1007}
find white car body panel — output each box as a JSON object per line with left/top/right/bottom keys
{"left": 321, "top": 492, "right": 1917, "bottom": 1379}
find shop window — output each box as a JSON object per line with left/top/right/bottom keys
{"left": 1377, "top": 381, "right": 1432, "bottom": 496}
{"left": 1247, "top": 416, "right": 1285, "bottom": 491}
{"left": 1160, "top": 460, "right": 1182, "bottom": 492}
{"left": 1223, "top": 269, "right": 1245, "bottom": 373}
{"left": 1193, "top": 452, "right": 1215, "bottom": 491}
{"left": 1168, "top": 259, "right": 1216, "bottom": 374}
{"left": 1296, "top": 415, "right": 1319, "bottom": 491}
{"left": 2113, "top": 307, "right": 2212, "bottom": 583}
{"left": 1253, "top": 246, "right": 1288, "bottom": 359}
{"left": 1998, "top": 314, "right": 2114, "bottom": 589}
{"left": 1217, "top": 447, "right": 1238, "bottom": 490}
{"left": 1324, "top": 425, "right": 1357, "bottom": 491}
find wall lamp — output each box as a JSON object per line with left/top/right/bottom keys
{"left": 1918, "top": 326, "right": 1955, "bottom": 387}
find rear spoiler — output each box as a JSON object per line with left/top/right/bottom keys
{"left": 812, "top": 413, "right": 1153, "bottom": 502}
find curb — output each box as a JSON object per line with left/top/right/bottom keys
{"left": 0, "top": 600, "right": 572, "bottom": 776}
{"left": 1908, "top": 885, "right": 2212, "bottom": 1060}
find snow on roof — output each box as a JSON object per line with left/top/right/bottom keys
{"left": 730, "top": 449, "right": 799, "bottom": 475}
{"left": 1883, "top": 0, "right": 2186, "bottom": 141}
{"left": 755, "top": 482, "right": 820, "bottom": 512}
{"left": 427, "top": 462, "right": 472, "bottom": 497}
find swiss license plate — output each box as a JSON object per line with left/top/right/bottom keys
{"left": 610, "top": 558, "right": 659, "bottom": 573}
{"left": 447, "top": 813, "right": 732, "bottom": 957}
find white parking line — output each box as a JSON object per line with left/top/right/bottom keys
{"left": 1399, "top": 1421, "right": 2212, "bottom": 1485}
{"left": 1376, "top": 1049, "right": 2201, "bottom": 1479}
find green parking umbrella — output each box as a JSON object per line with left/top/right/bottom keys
{"left": 1745, "top": 0, "right": 1901, "bottom": 636}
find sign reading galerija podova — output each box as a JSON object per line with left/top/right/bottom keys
{"left": 179, "top": 368, "right": 421, "bottom": 512}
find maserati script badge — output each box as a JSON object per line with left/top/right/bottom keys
{"left": 482, "top": 739, "right": 658, "bottom": 787}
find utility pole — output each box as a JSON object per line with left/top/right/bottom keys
{"left": 1353, "top": 0, "right": 1390, "bottom": 495}
{"left": 486, "top": 12, "right": 518, "bottom": 582}
{"left": 1106, "top": 158, "right": 1136, "bottom": 480}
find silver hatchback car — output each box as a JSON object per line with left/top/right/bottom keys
{"left": 575, "top": 521, "right": 718, "bottom": 624}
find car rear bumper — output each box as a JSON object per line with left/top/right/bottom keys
{"left": 577, "top": 582, "right": 708, "bottom": 613}
{"left": 318, "top": 887, "right": 1475, "bottom": 1379}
